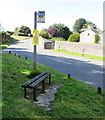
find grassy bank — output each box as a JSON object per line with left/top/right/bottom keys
{"left": 11, "top": 35, "right": 31, "bottom": 41}
{"left": 0, "top": 38, "right": 17, "bottom": 49}
{"left": 2, "top": 53, "right": 104, "bottom": 119}
{"left": 0, "top": 36, "right": 31, "bottom": 50}
{"left": 52, "top": 49, "right": 105, "bottom": 61}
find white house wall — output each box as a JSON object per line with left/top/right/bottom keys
{"left": 80, "top": 29, "right": 96, "bottom": 43}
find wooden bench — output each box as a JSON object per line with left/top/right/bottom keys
{"left": 21, "top": 72, "right": 51, "bottom": 101}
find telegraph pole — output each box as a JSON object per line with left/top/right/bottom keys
{"left": 34, "top": 11, "right": 37, "bottom": 70}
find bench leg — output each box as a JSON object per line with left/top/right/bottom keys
{"left": 49, "top": 74, "right": 51, "bottom": 85}
{"left": 42, "top": 80, "right": 45, "bottom": 92}
{"left": 33, "top": 87, "right": 37, "bottom": 101}
{"left": 24, "top": 87, "right": 27, "bottom": 98}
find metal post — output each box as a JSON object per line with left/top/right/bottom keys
{"left": 98, "top": 87, "right": 102, "bottom": 94}
{"left": 59, "top": 46, "right": 60, "bottom": 51}
{"left": 34, "top": 11, "right": 37, "bottom": 70}
{"left": 68, "top": 74, "right": 71, "bottom": 78}
{"left": 82, "top": 49, "right": 85, "bottom": 56}
{"left": 25, "top": 57, "right": 27, "bottom": 60}
{"left": 9, "top": 51, "right": 11, "bottom": 54}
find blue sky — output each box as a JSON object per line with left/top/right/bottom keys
{"left": 0, "top": 0, "right": 103, "bottom": 32}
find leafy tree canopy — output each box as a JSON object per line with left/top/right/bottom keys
{"left": 39, "top": 29, "right": 52, "bottom": 39}
{"left": 73, "top": 18, "right": 97, "bottom": 33}
{"left": 49, "top": 23, "right": 72, "bottom": 40}
{"left": 47, "top": 28, "right": 58, "bottom": 37}
{"left": 82, "top": 21, "right": 97, "bottom": 29}
{"left": 14, "top": 25, "right": 31, "bottom": 36}
{"left": 73, "top": 18, "right": 87, "bottom": 33}
{"left": 14, "top": 27, "right": 18, "bottom": 32}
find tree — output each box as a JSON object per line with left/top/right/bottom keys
{"left": 49, "top": 23, "right": 72, "bottom": 40}
{"left": 39, "top": 29, "right": 51, "bottom": 39}
{"left": 14, "top": 27, "right": 18, "bottom": 32}
{"left": 47, "top": 28, "right": 58, "bottom": 37}
{"left": 73, "top": 18, "right": 86, "bottom": 33}
{"left": 14, "top": 25, "right": 31, "bottom": 36}
{"left": 82, "top": 21, "right": 97, "bottom": 29}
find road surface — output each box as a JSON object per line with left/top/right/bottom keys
{"left": 1, "top": 39, "right": 104, "bottom": 89}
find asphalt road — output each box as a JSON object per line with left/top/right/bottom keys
{"left": 1, "top": 39, "right": 104, "bottom": 89}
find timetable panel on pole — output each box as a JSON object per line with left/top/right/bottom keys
{"left": 37, "top": 11, "right": 45, "bottom": 23}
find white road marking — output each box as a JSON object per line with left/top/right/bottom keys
{"left": 92, "top": 69, "right": 103, "bottom": 74}
{"left": 46, "top": 56, "right": 71, "bottom": 65}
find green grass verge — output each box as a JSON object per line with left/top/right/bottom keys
{"left": 0, "top": 36, "right": 31, "bottom": 50}
{"left": 52, "top": 49, "right": 105, "bottom": 61}
{"left": 1, "top": 53, "right": 104, "bottom": 118}
{"left": 0, "top": 45, "right": 8, "bottom": 49}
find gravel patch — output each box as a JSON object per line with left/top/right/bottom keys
{"left": 35, "top": 83, "right": 64, "bottom": 111}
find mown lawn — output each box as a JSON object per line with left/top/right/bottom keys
{"left": 1, "top": 53, "right": 104, "bottom": 119}
{"left": 52, "top": 49, "right": 105, "bottom": 61}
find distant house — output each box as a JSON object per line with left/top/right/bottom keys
{"left": 80, "top": 25, "right": 103, "bottom": 43}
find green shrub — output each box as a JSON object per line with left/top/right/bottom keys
{"left": 50, "top": 37, "right": 66, "bottom": 42}
{"left": 39, "top": 29, "right": 52, "bottom": 39}
{"left": 95, "top": 34, "right": 100, "bottom": 43}
{"left": 68, "top": 33, "right": 80, "bottom": 42}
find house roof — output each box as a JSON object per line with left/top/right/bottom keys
{"left": 81, "top": 28, "right": 100, "bottom": 34}
{"left": 91, "top": 29, "right": 100, "bottom": 34}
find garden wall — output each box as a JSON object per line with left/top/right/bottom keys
{"left": 39, "top": 36, "right": 54, "bottom": 49}
{"left": 55, "top": 41, "right": 104, "bottom": 57}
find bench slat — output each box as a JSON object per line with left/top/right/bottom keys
{"left": 21, "top": 72, "right": 47, "bottom": 87}
{"left": 28, "top": 72, "right": 51, "bottom": 88}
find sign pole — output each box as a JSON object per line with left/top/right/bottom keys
{"left": 33, "top": 11, "right": 45, "bottom": 70}
{"left": 34, "top": 11, "right": 37, "bottom": 70}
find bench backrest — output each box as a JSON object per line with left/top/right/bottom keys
{"left": 21, "top": 72, "right": 47, "bottom": 87}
